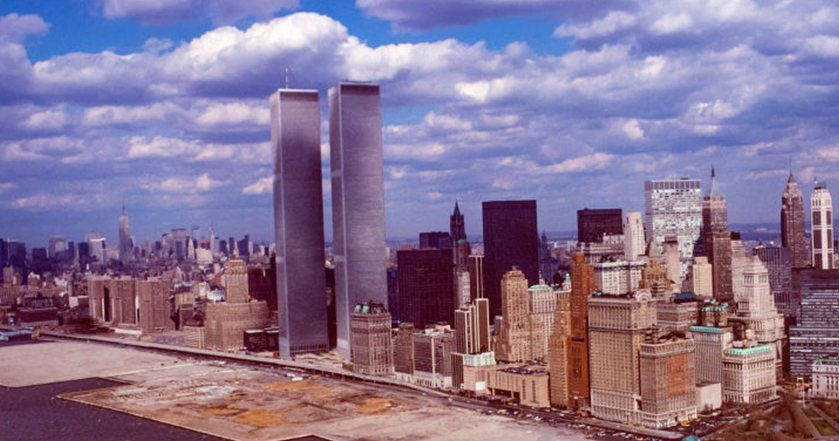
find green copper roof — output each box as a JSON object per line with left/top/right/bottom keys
{"left": 725, "top": 345, "right": 772, "bottom": 356}
{"left": 690, "top": 326, "right": 723, "bottom": 334}
{"left": 528, "top": 284, "right": 553, "bottom": 291}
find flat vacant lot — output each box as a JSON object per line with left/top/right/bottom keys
{"left": 0, "top": 341, "right": 178, "bottom": 387}
{"left": 3, "top": 340, "right": 586, "bottom": 441}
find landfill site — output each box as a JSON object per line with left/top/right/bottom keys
{"left": 1, "top": 340, "right": 586, "bottom": 441}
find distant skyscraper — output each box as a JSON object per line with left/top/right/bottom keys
{"left": 645, "top": 178, "right": 702, "bottom": 280}
{"left": 48, "top": 235, "right": 67, "bottom": 259}
{"left": 754, "top": 244, "right": 794, "bottom": 318}
{"left": 624, "top": 211, "right": 645, "bottom": 260}
{"left": 270, "top": 88, "right": 330, "bottom": 358}
{"left": 688, "top": 256, "right": 713, "bottom": 297}
{"left": 467, "top": 255, "right": 484, "bottom": 300}
{"left": 419, "top": 232, "right": 451, "bottom": 250}
{"left": 329, "top": 82, "right": 387, "bottom": 359}
{"left": 397, "top": 249, "right": 455, "bottom": 329}
{"left": 482, "top": 200, "right": 539, "bottom": 321}
{"left": 117, "top": 207, "right": 132, "bottom": 265}
{"left": 577, "top": 208, "right": 623, "bottom": 244}
{"left": 811, "top": 181, "right": 834, "bottom": 269}
{"left": 450, "top": 202, "right": 472, "bottom": 308}
{"left": 450, "top": 202, "right": 470, "bottom": 269}
{"left": 0, "top": 239, "right": 7, "bottom": 273}
{"left": 701, "top": 168, "right": 733, "bottom": 302}
{"left": 781, "top": 172, "right": 809, "bottom": 269}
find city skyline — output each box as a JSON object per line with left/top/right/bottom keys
{"left": 1, "top": 2, "right": 839, "bottom": 246}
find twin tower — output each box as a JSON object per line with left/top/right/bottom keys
{"left": 270, "top": 82, "right": 387, "bottom": 359}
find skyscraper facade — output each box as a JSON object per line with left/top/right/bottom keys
{"left": 119, "top": 206, "right": 132, "bottom": 265}
{"left": 495, "top": 268, "right": 532, "bottom": 362}
{"left": 419, "top": 231, "right": 451, "bottom": 250}
{"left": 577, "top": 208, "right": 623, "bottom": 244}
{"left": 467, "top": 255, "right": 484, "bottom": 301}
{"left": 569, "top": 252, "right": 595, "bottom": 408}
{"left": 48, "top": 235, "right": 67, "bottom": 259}
{"left": 482, "top": 200, "right": 539, "bottom": 321}
{"left": 270, "top": 88, "right": 329, "bottom": 357}
{"left": 645, "top": 178, "right": 702, "bottom": 280}
{"left": 450, "top": 202, "right": 470, "bottom": 269}
{"left": 735, "top": 256, "right": 786, "bottom": 379}
{"left": 588, "top": 290, "right": 656, "bottom": 425}
{"left": 702, "top": 169, "right": 733, "bottom": 302}
{"left": 811, "top": 182, "right": 834, "bottom": 269}
{"left": 781, "top": 173, "right": 809, "bottom": 269}
{"left": 397, "top": 248, "right": 455, "bottom": 329}
{"left": 329, "top": 82, "right": 388, "bottom": 358}
{"left": 790, "top": 269, "right": 839, "bottom": 378}
{"left": 754, "top": 244, "right": 793, "bottom": 317}
{"left": 624, "top": 211, "right": 645, "bottom": 260}
{"left": 688, "top": 256, "right": 713, "bottom": 297}
{"left": 350, "top": 302, "right": 393, "bottom": 376}
{"left": 549, "top": 289, "right": 572, "bottom": 407}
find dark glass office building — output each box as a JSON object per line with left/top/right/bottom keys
{"left": 271, "top": 88, "right": 329, "bottom": 358}
{"left": 790, "top": 269, "right": 839, "bottom": 378}
{"left": 482, "top": 200, "right": 539, "bottom": 321}
{"left": 419, "top": 232, "right": 451, "bottom": 250}
{"left": 576, "top": 208, "right": 623, "bottom": 243}
{"left": 329, "top": 82, "right": 388, "bottom": 359}
{"left": 397, "top": 249, "right": 455, "bottom": 329}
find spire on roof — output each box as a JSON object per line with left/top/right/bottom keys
{"left": 453, "top": 201, "right": 461, "bottom": 216}
{"left": 707, "top": 166, "right": 720, "bottom": 197}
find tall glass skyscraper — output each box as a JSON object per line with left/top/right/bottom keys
{"left": 329, "top": 82, "right": 387, "bottom": 359}
{"left": 781, "top": 173, "right": 809, "bottom": 269}
{"left": 644, "top": 178, "right": 702, "bottom": 281}
{"left": 811, "top": 181, "right": 834, "bottom": 269}
{"left": 701, "top": 168, "right": 732, "bottom": 302}
{"left": 118, "top": 205, "right": 132, "bottom": 265}
{"left": 482, "top": 200, "right": 539, "bottom": 321}
{"left": 270, "top": 88, "right": 329, "bottom": 358}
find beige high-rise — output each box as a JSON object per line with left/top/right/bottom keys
{"left": 548, "top": 290, "right": 572, "bottom": 407}
{"left": 688, "top": 257, "right": 713, "bottom": 297}
{"left": 495, "top": 269, "right": 531, "bottom": 362}
{"left": 588, "top": 290, "right": 655, "bottom": 424}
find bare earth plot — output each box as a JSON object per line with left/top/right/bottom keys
{"left": 3, "top": 341, "right": 585, "bottom": 441}
{"left": 0, "top": 341, "right": 179, "bottom": 387}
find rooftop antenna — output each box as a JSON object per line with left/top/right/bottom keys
{"left": 285, "top": 65, "right": 289, "bottom": 89}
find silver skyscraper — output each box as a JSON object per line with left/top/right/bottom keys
{"left": 329, "top": 82, "right": 387, "bottom": 358}
{"left": 118, "top": 205, "right": 132, "bottom": 265}
{"left": 270, "top": 88, "right": 329, "bottom": 358}
{"left": 644, "top": 178, "right": 702, "bottom": 282}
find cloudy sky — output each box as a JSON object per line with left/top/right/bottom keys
{"left": 1, "top": 0, "right": 837, "bottom": 247}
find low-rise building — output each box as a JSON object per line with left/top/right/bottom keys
{"left": 722, "top": 343, "right": 776, "bottom": 404}
{"left": 488, "top": 365, "right": 550, "bottom": 408}
{"left": 811, "top": 359, "right": 839, "bottom": 399}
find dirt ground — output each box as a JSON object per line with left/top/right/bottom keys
{"left": 5, "top": 340, "right": 587, "bottom": 441}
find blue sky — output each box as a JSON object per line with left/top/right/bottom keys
{"left": 0, "top": 0, "right": 838, "bottom": 247}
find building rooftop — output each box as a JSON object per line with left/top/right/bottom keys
{"left": 690, "top": 326, "right": 724, "bottom": 334}
{"left": 498, "top": 365, "right": 548, "bottom": 376}
{"left": 352, "top": 301, "right": 388, "bottom": 314}
{"left": 724, "top": 345, "right": 772, "bottom": 357}
{"left": 814, "top": 359, "right": 839, "bottom": 366}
